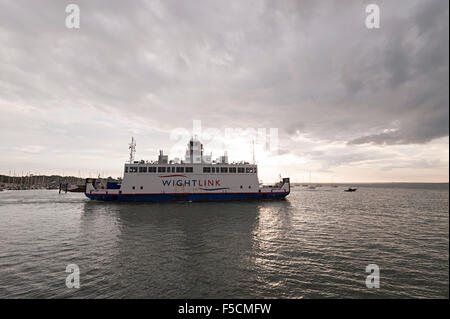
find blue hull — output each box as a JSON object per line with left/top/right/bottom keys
{"left": 85, "top": 192, "right": 289, "bottom": 202}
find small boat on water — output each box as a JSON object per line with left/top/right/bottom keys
{"left": 307, "top": 172, "right": 316, "bottom": 189}
{"left": 344, "top": 187, "right": 357, "bottom": 192}
{"left": 67, "top": 184, "right": 86, "bottom": 193}
{"left": 59, "top": 183, "right": 86, "bottom": 193}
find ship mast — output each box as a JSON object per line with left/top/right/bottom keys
{"left": 129, "top": 137, "right": 136, "bottom": 163}
{"left": 252, "top": 140, "right": 255, "bottom": 164}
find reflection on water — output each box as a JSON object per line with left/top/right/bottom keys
{"left": 0, "top": 185, "right": 448, "bottom": 298}
{"left": 80, "top": 200, "right": 263, "bottom": 298}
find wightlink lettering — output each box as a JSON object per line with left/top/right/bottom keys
{"left": 161, "top": 179, "right": 221, "bottom": 187}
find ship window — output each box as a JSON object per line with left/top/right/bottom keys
{"left": 149, "top": 167, "right": 157, "bottom": 173}
{"left": 212, "top": 167, "right": 215, "bottom": 173}
{"left": 129, "top": 167, "right": 138, "bottom": 173}
{"left": 158, "top": 167, "right": 166, "bottom": 173}
{"left": 229, "top": 167, "right": 236, "bottom": 173}
{"left": 246, "top": 167, "right": 254, "bottom": 173}
{"left": 171, "top": 167, "right": 175, "bottom": 173}
{"left": 140, "top": 186, "right": 143, "bottom": 190}
{"left": 220, "top": 167, "right": 228, "bottom": 173}
{"left": 167, "top": 167, "right": 170, "bottom": 172}
{"left": 125, "top": 167, "right": 129, "bottom": 173}
{"left": 176, "top": 167, "right": 184, "bottom": 173}
{"left": 203, "top": 167, "right": 211, "bottom": 173}
{"left": 186, "top": 167, "right": 193, "bottom": 173}
{"left": 139, "top": 167, "right": 147, "bottom": 173}
{"left": 132, "top": 186, "right": 135, "bottom": 190}
{"left": 240, "top": 185, "right": 243, "bottom": 189}
{"left": 238, "top": 167, "right": 245, "bottom": 173}
{"left": 249, "top": 186, "right": 251, "bottom": 189}
{"left": 254, "top": 167, "right": 257, "bottom": 173}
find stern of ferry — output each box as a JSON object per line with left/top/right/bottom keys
{"left": 258, "top": 177, "right": 290, "bottom": 199}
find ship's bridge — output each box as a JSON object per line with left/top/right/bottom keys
{"left": 124, "top": 137, "right": 257, "bottom": 175}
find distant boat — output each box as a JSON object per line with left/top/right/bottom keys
{"left": 344, "top": 187, "right": 357, "bottom": 192}
{"left": 307, "top": 171, "right": 315, "bottom": 189}
{"left": 67, "top": 184, "right": 86, "bottom": 193}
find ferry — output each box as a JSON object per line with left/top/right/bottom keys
{"left": 85, "top": 138, "right": 290, "bottom": 202}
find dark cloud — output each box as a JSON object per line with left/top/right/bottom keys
{"left": 0, "top": 0, "right": 448, "bottom": 178}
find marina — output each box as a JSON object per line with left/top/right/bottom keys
{"left": 0, "top": 174, "right": 85, "bottom": 191}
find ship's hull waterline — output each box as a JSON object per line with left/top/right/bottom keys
{"left": 85, "top": 191, "right": 289, "bottom": 202}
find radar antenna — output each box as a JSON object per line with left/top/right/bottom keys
{"left": 129, "top": 137, "right": 136, "bottom": 163}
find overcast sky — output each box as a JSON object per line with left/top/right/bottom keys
{"left": 0, "top": 0, "right": 448, "bottom": 182}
